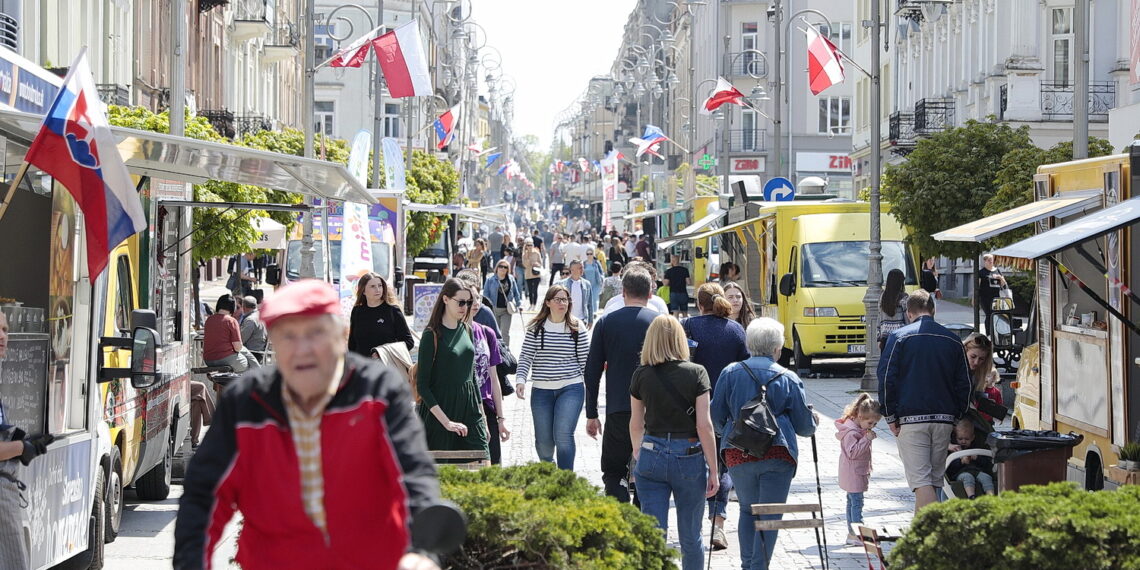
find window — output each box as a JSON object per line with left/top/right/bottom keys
{"left": 384, "top": 103, "right": 402, "bottom": 138}
{"left": 818, "top": 96, "right": 850, "bottom": 135}
{"left": 1050, "top": 8, "right": 1072, "bottom": 86}
{"left": 114, "top": 256, "right": 134, "bottom": 333}
{"left": 817, "top": 22, "right": 852, "bottom": 54}
{"left": 741, "top": 22, "right": 760, "bottom": 76}
{"left": 741, "top": 109, "right": 760, "bottom": 151}
{"left": 315, "top": 100, "right": 334, "bottom": 137}
{"left": 314, "top": 24, "right": 335, "bottom": 62}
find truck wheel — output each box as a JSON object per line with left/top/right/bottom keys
{"left": 793, "top": 331, "right": 812, "bottom": 373}
{"left": 105, "top": 447, "right": 123, "bottom": 542}
{"left": 136, "top": 429, "right": 173, "bottom": 501}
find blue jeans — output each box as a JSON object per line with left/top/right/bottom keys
{"left": 635, "top": 436, "right": 709, "bottom": 570}
{"left": 530, "top": 383, "right": 584, "bottom": 470}
{"left": 728, "top": 459, "right": 797, "bottom": 570}
{"left": 846, "top": 492, "right": 864, "bottom": 528}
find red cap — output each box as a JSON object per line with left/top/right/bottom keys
{"left": 260, "top": 279, "right": 340, "bottom": 328}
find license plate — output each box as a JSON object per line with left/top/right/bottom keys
{"left": 848, "top": 344, "right": 867, "bottom": 354}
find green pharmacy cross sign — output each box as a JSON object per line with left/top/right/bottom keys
{"left": 697, "top": 154, "right": 717, "bottom": 170}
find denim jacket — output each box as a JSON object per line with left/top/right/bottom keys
{"left": 711, "top": 356, "right": 817, "bottom": 462}
{"left": 484, "top": 273, "right": 522, "bottom": 307}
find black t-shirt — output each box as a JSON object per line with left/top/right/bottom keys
{"left": 664, "top": 266, "right": 690, "bottom": 290}
{"left": 347, "top": 303, "right": 414, "bottom": 356}
{"left": 630, "top": 361, "right": 711, "bottom": 434}
{"left": 496, "top": 278, "right": 511, "bottom": 308}
{"left": 977, "top": 267, "right": 1003, "bottom": 300}
{"left": 921, "top": 268, "right": 938, "bottom": 293}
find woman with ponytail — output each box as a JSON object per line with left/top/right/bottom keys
{"left": 679, "top": 282, "right": 749, "bottom": 550}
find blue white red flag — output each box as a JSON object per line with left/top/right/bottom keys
{"left": 485, "top": 152, "right": 502, "bottom": 168}
{"left": 578, "top": 157, "right": 590, "bottom": 172}
{"left": 643, "top": 124, "right": 669, "bottom": 146}
{"left": 434, "top": 104, "right": 460, "bottom": 150}
{"left": 497, "top": 162, "right": 509, "bottom": 175}
{"left": 24, "top": 50, "right": 145, "bottom": 278}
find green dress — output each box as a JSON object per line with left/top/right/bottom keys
{"left": 416, "top": 324, "right": 489, "bottom": 455}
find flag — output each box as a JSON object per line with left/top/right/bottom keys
{"left": 699, "top": 77, "right": 746, "bottom": 115}
{"left": 485, "top": 152, "right": 502, "bottom": 168}
{"left": 373, "top": 21, "right": 433, "bottom": 97}
{"left": 24, "top": 50, "right": 146, "bottom": 278}
{"left": 327, "top": 24, "right": 385, "bottom": 67}
{"left": 643, "top": 124, "right": 669, "bottom": 145}
{"left": 578, "top": 157, "right": 590, "bottom": 172}
{"left": 806, "top": 25, "right": 845, "bottom": 95}
{"left": 433, "top": 104, "right": 460, "bottom": 150}
{"left": 497, "top": 162, "right": 509, "bottom": 175}
{"left": 629, "top": 136, "right": 664, "bottom": 159}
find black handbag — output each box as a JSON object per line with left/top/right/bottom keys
{"left": 496, "top": 338, "right": 517, "bottom": 396}
{"left": 726, "top": 367, "right": 785, "bottom": 458}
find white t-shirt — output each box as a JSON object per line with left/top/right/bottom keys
{"left": 567, "top": 278, "right": 586, "bottom": 320}
{"left": 603, "top": 294, "right": 669, "bottom": 315}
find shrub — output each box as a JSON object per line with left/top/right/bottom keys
{"left": 888, "top": 483, "right": 1140, "bottom": 570}
{"left": 439, "top": 462, "right": 677, "bottom": 570}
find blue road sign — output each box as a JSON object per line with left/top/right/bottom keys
{"left": 763, "top": 177, "right": 796, "bottom": 201}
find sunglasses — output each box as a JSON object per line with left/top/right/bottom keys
{"left": 452, "top": 298, "right": 474, "bottom": 307}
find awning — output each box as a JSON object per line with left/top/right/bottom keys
{"left": 251, "top": 216, "right": 287, "bottom": 249}
{"left": 685, "top": 213, "right": 775, "bottom": 242}
{"left": 931, "top": 190, "right": 1101, "bottom": 242}
{"left": 658, "top": 210, "right": 724, "bottom": 249}
{"left": 0, "top": 108, "right": 374, "bottom": 204}
{"left": 621, "top": 206, "right": 686, "bottom": 220}
{"left": 991, "top": 196, "right": 1140, "bottom": 260}
{"left": 403, "top": 202, "right": 508, "bottom": 224}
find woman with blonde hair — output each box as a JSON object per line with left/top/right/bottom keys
{"left": 723, "top": 281, "right": 755, "bottom": 329}
{"left": 630, "top": 314, "right": 719, "bottom": 570}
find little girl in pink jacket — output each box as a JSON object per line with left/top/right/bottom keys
{"left": 835, "top": 393, "right": 882, "bottom": 544}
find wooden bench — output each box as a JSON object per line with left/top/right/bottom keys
{"left": 429, "top": 450, "right": 490, "bottom": 470}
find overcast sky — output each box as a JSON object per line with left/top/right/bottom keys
{"left": 472, "top": 0, "right": 637, "bottom": 149}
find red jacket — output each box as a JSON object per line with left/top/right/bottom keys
{"left": 174, "top": 354, "right": 439, "bottom": 569}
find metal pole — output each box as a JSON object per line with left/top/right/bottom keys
{"left": 1073, "top": 0, "right": 1088, "bottom": 159}
{"left": 860, "top": 0, "right": 883, "bottom": 391}
{"left": 371, "top": 0, "right": 386, "bottom": 189}
{"left": 300, "top": 0, "right": 317, "bottom": 279}
{"left": 170, "top": 0, "right": 185, "bottom": 137}
{"left": 771, "top": 0, "right": 782, "bottom": 178}
{"left": 721, "top": 33, "right": 731, "bottom": 202}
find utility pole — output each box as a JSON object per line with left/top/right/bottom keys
{"left": 170, "top": 0, "right": 185, "bottom": 137}
{"left": 1073, "top": 0, "right": 1088, "bottom": 159}
{"left": 771, "top": 0, "right": 782, "bottom": 178}
{"left": 861, "top": 0, "right": 883, "bottom": 391}
{"left": 371, "top": 0, "right": 386, "bottom": 189}
{"left": 300, "top": 0, "right": 317, "bottom": 278}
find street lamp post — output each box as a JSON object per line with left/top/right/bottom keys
{"left": 781, "top": 9, "right": 834, "bottom": 181}
{"left": 861, "top": 0, "right": 884, "bottom": 391}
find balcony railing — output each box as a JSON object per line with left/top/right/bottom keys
{"left": 726, "top": 52, "right": 768, "bottom": 79}
{"left": 914, "top": 98, "right": 954, "bottom": 136}
{"left": 232, "top": 0, "right": 274, "bottom": 42}
{"left": 97, "top": 84, "right": 130, "bottom": 107}
{"left": 199, "top": 0, "right": 229, "bottom": 12}
{"left": 200, "top": 109, "right": 235, "bottom": 139}
{"left": 888, "top": 111, "right": 915, "bottom": 152}
{"left": 729, "top": 128, "right": 767, "bottom": 153}
{"left": 1041, "top": 81, "right": 1115, "bottom": 122}
{"left": 0, "top": 13, "right": 17, "bottom": 50}
{"left": 235, "top": 113, "right": 273, "bottom": 138}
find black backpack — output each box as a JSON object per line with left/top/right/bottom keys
{"left": 496, "top": 338, "right": 517, "bottom": 396}
{"left": 726, "top": 367, "right": 785, "bottom": 458}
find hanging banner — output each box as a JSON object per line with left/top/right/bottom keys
{"left": 348, "top": 129, "right": 371, "bottom": 183}
{"left": 382, "top": 137, "right": 406, "bottom": 190}
{"left": 601, "top": 152, "right": 618, "bottom": 231}
{"left": 340, "top": 131, "right": 375, "bottom": 317}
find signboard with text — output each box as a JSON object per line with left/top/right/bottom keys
{"left": 729, "top": 156, "right": 766, "bottom": 174}
{"left": 796, "top": 152, "right": 853, "bottom": 173}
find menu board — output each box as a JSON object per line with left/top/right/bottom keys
{"left": 0, "top": 333, "right": 49, "bottom": 432}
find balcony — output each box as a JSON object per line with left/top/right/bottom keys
{"left": 235, "top": 113, "right": 273, "bottom": 138}
{"left": 199, "top": 0, "right": 229, "bottom": 12}
{"left": 199, "top": 109, "right": 235, "bottom": 139}
{"left": 1040, "top": 82, "right": 1115, "bottom": 122}
{"left": 263, "top": 21, "right": 300, "bottom": 63}
{"left": 729, "top": 128, "right": 767, "bottom": 153}
{"left": 888, "top": 111, "right": 915, "bottom": 155}
{"left": 914, "top": 98, "right": 954, "bottom": 136}
{"left": 97, "top": 84, "right": 130, "bottom": 107}
{"left": 0, "top": 13, "right": 17, "bottom": 50}
{"left": 726, "top": 52, "right": 768, "bottom": 79}
{"left": 232, "top": 0, "right": 273, "bottom": 42}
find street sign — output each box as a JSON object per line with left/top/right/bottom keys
{"left": 763, "top": 177, "right": 795, "bottom": 201}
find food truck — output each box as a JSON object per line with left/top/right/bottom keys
{"left": 0, "top": 65, "right": 370, "bottom": 567}
{"left": 934, "top": 146, "right": 1140, "bottom": 490}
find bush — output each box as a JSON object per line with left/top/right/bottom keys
{"left": 439, "top": 462, "right": 677, "bottom": 569}
{"left": 889, "top": 483, "right": 1140, "bottom": 569}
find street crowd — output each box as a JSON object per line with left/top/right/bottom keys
{"left": 171, "top": 213, "right": 1009, "bottom": 570}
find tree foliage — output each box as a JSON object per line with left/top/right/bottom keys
{"left": 404, "top": 149, "right": 458, "bottom": 256}
{"left": 984, "top": 137, "right": 1115, "bottom": 247}
{"left": 882, "top": 120, "right": 1033, "bottom": 259}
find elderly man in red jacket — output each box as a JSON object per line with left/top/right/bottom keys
{"left": 175, "top": 280, "right": 440, "bottom": 570}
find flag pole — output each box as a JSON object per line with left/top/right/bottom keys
{"left": 314, "top": 23, "right": 387, "bottom": 70}
{"left": 0, "top": 162, "right": 31, "bottom": 223}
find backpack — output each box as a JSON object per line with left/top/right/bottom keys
{"left": 726, "top": 366, "right": 786, "bottom": 458}
{"left": 495, "top": 337, "right": 517, "bottom": 396}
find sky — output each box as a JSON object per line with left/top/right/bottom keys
{"left": 472, "top": 0, "right": 638, "bottom": 150}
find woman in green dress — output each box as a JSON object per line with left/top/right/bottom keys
{"left": 416, "top": 278, "right": 489, "bottom": 455}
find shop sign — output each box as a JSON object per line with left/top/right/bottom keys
{"left": 796, "top": 152, "right": 853, "bottom": 173}
{"left": 729, "top": 156, "right": 765, "bottom": 174}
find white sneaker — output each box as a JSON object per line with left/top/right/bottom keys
{"left": 846, "top": 534, "right": 863, "bottom": 546}
{"left": 728, "top": 488, "right": 738, "bottom": 502}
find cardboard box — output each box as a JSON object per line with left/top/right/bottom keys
{"left": 1108, "top": 466, "right": 1140, "bottom": 486}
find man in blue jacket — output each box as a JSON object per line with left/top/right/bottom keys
{"left": 878, "top": 289, "right": 972, "bottom": 514}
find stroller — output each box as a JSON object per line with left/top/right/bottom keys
{"left": 944, "top": 408, "right": 998, "bottom": 500}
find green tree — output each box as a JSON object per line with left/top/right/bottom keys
{"left": 404, "top": 149, "right": 459, "bottom": 256}
{"left": 984, "top": 137, "right": 1114, "bottom": 247}
{"left": 882, "top": 119, "right": 1033, "bottom": 259}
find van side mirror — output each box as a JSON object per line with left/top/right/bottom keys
{"left": 694, "top": 246, "right": 705, "bottom": 259}
{"left": 778, "top": 273, "right": 796, "bottom": 297}
{"left": 130, "top": 327, "right": 160, "bottom": 389}
{"left": 131, "top": 309, "right": 157, "bottom": 331}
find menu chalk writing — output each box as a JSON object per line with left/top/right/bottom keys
{"left": 0, "top": 333, "right": 49, "bottom": 432}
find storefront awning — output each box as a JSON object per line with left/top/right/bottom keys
{"left": 658, "top": 210, "right": 725, "bottom": 249}
{"left": 0, "top": 108, "right": 374, "bottom": 204}
{"left": 621, "top": 206, "right": 686, "bottom": 220}
{"left": 991, "top": 197, "right": 1140, "bottom": 260}
{"left": 931, "top": 190, "right": 1101, "bottom": 242}
{"left": 683, "top": 213, "right": 775, "bottom": 242}
{"left": 403, "top": 202, "right": 508, "bottom": 224}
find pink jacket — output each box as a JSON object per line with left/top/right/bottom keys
{"left": 835, "top": 418, "right": 874, "bottom": 493}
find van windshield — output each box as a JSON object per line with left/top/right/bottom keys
{"left": 285, "top": 240, "right": 391, "bottom": 283}
{"left": 800, "top": 241, "right": 916, "bottom": 287}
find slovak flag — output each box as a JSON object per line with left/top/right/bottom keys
{"left": 805, "top": 25, "right": 845, "bottom": 95}
{"left": 434, "top": 104, "right": 460, "bottom": 150}
{"left": 24, "top": 50, "right": 146, "bottom": 278}
{"left": 327, "top": 24, "right": 385, "bottom": 68}
{"left": 699, "top": 77, "right": 746, "bottom": 115}
{"left": 373, "top": 21, "right": 433, "bottom": 98}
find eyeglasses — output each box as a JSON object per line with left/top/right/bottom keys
{"left": 453, "top": 298, "right": 474, "bottom": 307}
{"left": 550, "top": 297, "right": 570, "bottom": 304}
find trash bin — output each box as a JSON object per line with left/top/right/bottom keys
{"left": 986, "top": 430, "right": 1083, "bottom": 492}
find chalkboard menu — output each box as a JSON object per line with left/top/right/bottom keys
{"left": 0, "top": 333, "right": 49, "bottom": 432}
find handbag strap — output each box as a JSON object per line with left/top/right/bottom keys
{"left": 653, "top": 364, "right": 696, "bottom": 418}
{"left": 739, "top": 364, "right": 785, "bottom": 401}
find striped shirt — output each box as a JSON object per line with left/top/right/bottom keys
{"left": 516, "top": 319, "right": 590, "bottom": 387}
{"left": 281, "top": 381, "right": 337, "bottom": 538}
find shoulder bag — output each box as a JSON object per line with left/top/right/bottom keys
{"left": 495, "top": 338, "right": 517, "bottom": 396}
{"left": 726, "top": 366, "right": 786, "bottom": 458}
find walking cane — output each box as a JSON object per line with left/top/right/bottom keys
{"left": 707, "top": 495, "right": 719, "bottom": 570}
{"left": 810, "top": 433, "right": 830, "bottom": 570}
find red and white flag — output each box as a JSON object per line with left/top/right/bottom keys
{"left": 373, "top": 21, "right": 433, "bottom": 98}
{"left": 806, "top": 25, "right": 845, "bottom": 95}
{"left": 699, "top": 77, "right": 746, "bottom": 115}
{"left": 327, "top": 25, "right": 385, "bottom": 68}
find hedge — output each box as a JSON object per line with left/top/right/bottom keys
{"left": 438, "top": 462, "right": 677, "bottom": 569}
{"left": 889, "top": 483, "right": 1140, "bottom": 569}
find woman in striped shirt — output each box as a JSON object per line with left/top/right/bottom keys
{"left": 514, "top": 284, "right": 590, "bottom": 470}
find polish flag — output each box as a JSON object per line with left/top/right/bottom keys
{"left": 328, "top": 25, "right": 385, "bottom": 68}
{"left": 806, "top": 25, "right": 845, "bottom": 95}
{"left": 373, "top": 21, "right": 433, "bottom": 98}
{"left": 699, "top": 77, "right": 746, "bottom": 115}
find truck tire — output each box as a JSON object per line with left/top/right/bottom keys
{"left": 105, "top": 447, "right": 123, "bottom": 542}
{"left": 57, "top": 469, "right": 105, "bottom": 569}
{"left": 135, "top": 429, "right": 173, "bottom": 501}
{"left": 793, "top": 330, "right": 812, "bottom": 373}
